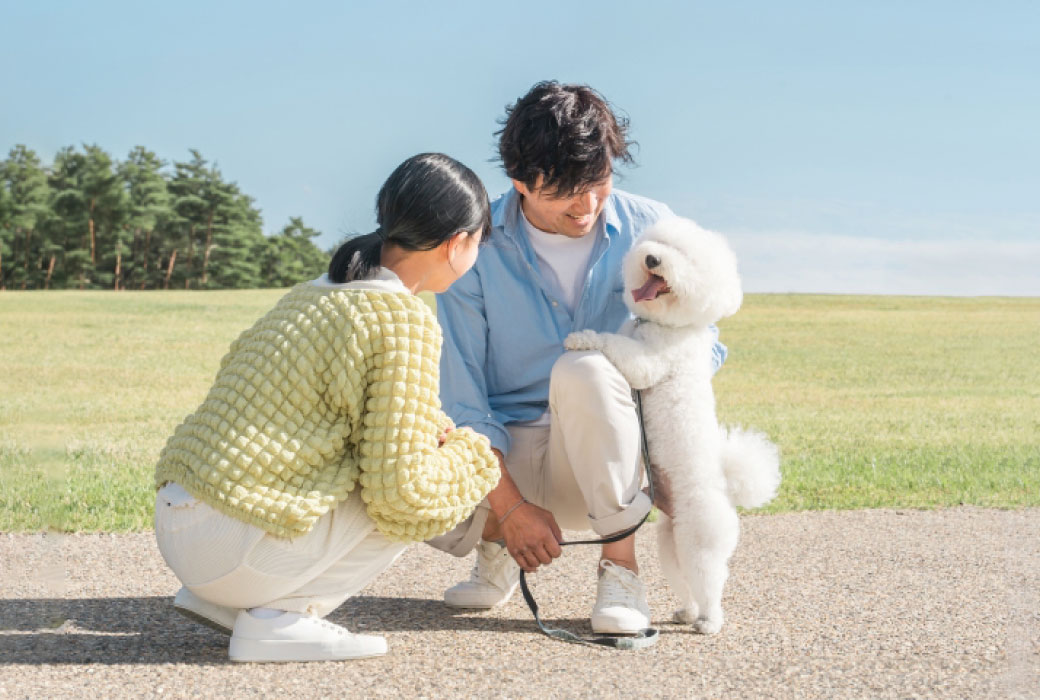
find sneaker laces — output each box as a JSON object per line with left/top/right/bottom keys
{"left": 463, "top": 559, "right": 485, "bottom": 584}
{"left": 468, "top": 540, "right": 515, "bottom": 590}
{"left": 313, "top": 616, "right": 350, "bottom": 637}
{"left": 597, "top": 560, "right": 645, "bottom": 607}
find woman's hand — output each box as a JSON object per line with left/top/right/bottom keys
{"left": 438, "top": 425, "right": 454, "bottom": 446}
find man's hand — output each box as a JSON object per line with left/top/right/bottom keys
{"left": 499, "top": 501, "right": 563, "bottom": 573}
{"left": 485, "top": 448, "right": 563, "bottom": 572}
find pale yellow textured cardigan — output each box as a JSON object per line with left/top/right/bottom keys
{"left": 155, "top": 283, "right": 500, "bottom": 542}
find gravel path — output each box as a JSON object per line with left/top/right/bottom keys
{"left": 1, "top": 508, "right": 1037, "bottom": 699}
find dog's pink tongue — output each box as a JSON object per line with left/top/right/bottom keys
{"left": 632, "top": 275, "right": 669, "bottom": 303}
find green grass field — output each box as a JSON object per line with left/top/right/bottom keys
{"left": 1, "top": 290, "right": 1037, "bottom": 532}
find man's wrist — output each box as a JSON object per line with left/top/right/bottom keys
{"left": 488, "top": 485, "right": 524, "bottom": 517}
{"left": 498, "top": 496, "right": 528, "bottom": 525}
{"left": 486, "top": 451, "right": 525, "bottom": 517}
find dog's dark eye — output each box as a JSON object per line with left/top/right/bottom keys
{"left": 645, "top": 254, "right": 661, "bottom": 269}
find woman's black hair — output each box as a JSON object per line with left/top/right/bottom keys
{"left": 328, "top": 153, "right": 491, "bottom": 283}
{"left": 497, "top": 81, "right": 635, "bottom": 199}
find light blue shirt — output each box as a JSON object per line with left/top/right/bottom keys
{"left": 436, "top": 188, "right": 727, "bottom": 455}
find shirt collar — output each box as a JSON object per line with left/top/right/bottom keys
{"left": 310, "top": 267, "right": 409, "bottom": 293}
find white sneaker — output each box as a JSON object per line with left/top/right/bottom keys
{"left": 443, "top": 539, "right": 520, "bottom": 609}
{"left": 590, "top": 560, "right": 651, "bottom": 634}
{"left": 228, "top": 610, "right": 387, "bottom": 662}
{"left": 173, "top": 587, "right": 238, "bottom": 636}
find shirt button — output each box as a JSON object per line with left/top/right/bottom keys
{"left": 551, "top": 301, "right": 558, "bottom": 307}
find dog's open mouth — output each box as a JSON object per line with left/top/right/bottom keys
{"left": 632, "top": 273, "right": 671, "bottom": 302}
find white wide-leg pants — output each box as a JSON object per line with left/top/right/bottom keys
{"left": 155, "top": 484, "right": 407, "bottom": 617}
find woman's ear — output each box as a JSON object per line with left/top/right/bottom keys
{"left": 445, "top": 230, "right": 469, "bottom": 262}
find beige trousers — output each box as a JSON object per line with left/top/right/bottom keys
{"left": 154, "top": 483, "right": 407, "bottom": 617}
{"left": 428, "top": 350, "right": 652, "bottom": 556}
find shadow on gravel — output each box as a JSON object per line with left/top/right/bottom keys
{"left": 0, "top": 596, "right": 588, "bottom": 665}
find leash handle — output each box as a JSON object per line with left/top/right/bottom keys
{"left": 518, "top": 389, "right": 658, "bottom": 649}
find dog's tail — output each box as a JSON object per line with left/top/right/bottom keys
{"left": 720, "top": 425, "right": 781, "bottom": 509}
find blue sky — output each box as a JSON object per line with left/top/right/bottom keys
{"left": 2, "top": 0, "right": 1038, "bottom": 295}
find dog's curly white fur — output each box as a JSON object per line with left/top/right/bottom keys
{"left": 565, "top": 217, "right": 780, "bottom": 635}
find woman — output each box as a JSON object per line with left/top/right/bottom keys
{"left": 154, "top": 153, "right": 499, "bottom": 663}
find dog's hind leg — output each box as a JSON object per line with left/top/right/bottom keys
{"left": 656, "top": 514, "right": 698, "bottom": 623}
{"left": 671, "top": 488, "right": 739, "bottom": 634}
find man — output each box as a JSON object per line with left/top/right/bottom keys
{"left": 428, "top": 81, "right": 726, "bottom": 633}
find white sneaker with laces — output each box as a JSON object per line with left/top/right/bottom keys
{"left": 443, "top": 539, "right": 520, "bottom": 609}
{"left": 173, "top": 586, "right": 238, "bottom": 636}
{"left": 228, "top": 610, "right": 387, "bottom": 662}
{"left": 590, "top": 559, "right": 651, "bottom": 634}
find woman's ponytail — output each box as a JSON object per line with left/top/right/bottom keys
{"left": 327, "top": 230, "right": 383, "bottom": 283}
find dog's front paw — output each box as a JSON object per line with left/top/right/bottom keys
{"left": 674, "top": 606, "right": 723, "bottom": 634}
{"left": 693, "top": 613, "right": 724, "bottom": 635}
{"left": 564, "top": 330, "right": 601, "bottom": 352}
{"left": 672, "top": 607, "right": 698, "bottom": 625}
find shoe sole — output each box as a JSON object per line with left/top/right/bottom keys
{"left": 443, "top": 584, "right": 518, "bottom": 610}
{"left": 590, "top": 616, "right": 650, "bottom": 636}
{"left": 173, "top": 602, "right": 233, "bottom": 636}
{"left": 591, "top": 628, "right": 642, "bottom": 636}
{"left": 229, "top": 639, "right": 387, "bottom": 663}
{"left": 445, "top": 590, "right": 517, "bottom": 607}
{"left": 442, "top": 598, "right": 511, "bottom": 610}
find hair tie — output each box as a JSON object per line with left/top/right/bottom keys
{"left": 375, "top": 226, "right": 387, "bottom": 241}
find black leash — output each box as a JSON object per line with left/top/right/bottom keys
{"left": 518, "top": 390, "right": 658, "bottom": 650}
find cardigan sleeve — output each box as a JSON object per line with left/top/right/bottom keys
{"left": 355, "top": 299, "right": 500, "bottom": 543}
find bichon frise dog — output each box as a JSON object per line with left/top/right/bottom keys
{"left": 565, "top": 217, "right": 780, "bottom": 635}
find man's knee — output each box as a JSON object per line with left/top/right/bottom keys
{"left": 550, "top": 350, "right": 626, "bottom": 397}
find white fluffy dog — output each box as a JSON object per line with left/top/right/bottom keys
{"left": 565, "top": 217, "right": 780, "bottom": 635}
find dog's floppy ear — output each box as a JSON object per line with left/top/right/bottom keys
{"left": 700, "top": 227, "right": 743, "bottom": 320}
{"left": 715, "top": 272, "right": 743, "bottom": 319}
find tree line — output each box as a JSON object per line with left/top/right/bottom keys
{"left": 0, "top": 144, "right": 331, "bottom": 290}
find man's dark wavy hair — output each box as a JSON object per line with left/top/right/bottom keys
{"left": 496, "top": 81, "right": 635, "bottom": 199}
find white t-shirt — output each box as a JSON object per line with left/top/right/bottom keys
{"left": 520, "top": 207, "right": 599, "bottom": 313}
{"left": 519, "top": 208, "right": 600, "bottom": 427}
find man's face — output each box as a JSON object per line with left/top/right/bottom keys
{"left": 514, "top": 175, "right": 613, "bottom": 238}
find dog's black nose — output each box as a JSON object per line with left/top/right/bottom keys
{"left": 645, "top": 254, "right": 661, "bottom": 269}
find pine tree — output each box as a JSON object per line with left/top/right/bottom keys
{"left": 119, "top": 147, "right": 171, "bottom": 289}
{"left": 168, "top": 151, "right": 222, "bottom": 288}
{"left": 0, "top": 171, "right": 11, "bottom": 290}
{"left": 169, "top": 151, "right": 268, "bottom": 289}
{"left": 80, "top": 145, "right": 128, "bottom": 290}
{"left": 1, "top": 146, "right": 51, "bottom": 289}
{"left": 206, "top": 185, "right": 266, "bottom": 288}
{"left": 47, "top": 147, "right": 90, "bottom": 289}
{"left": 260, "top": 216, "right": 329, "bottom": 287}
